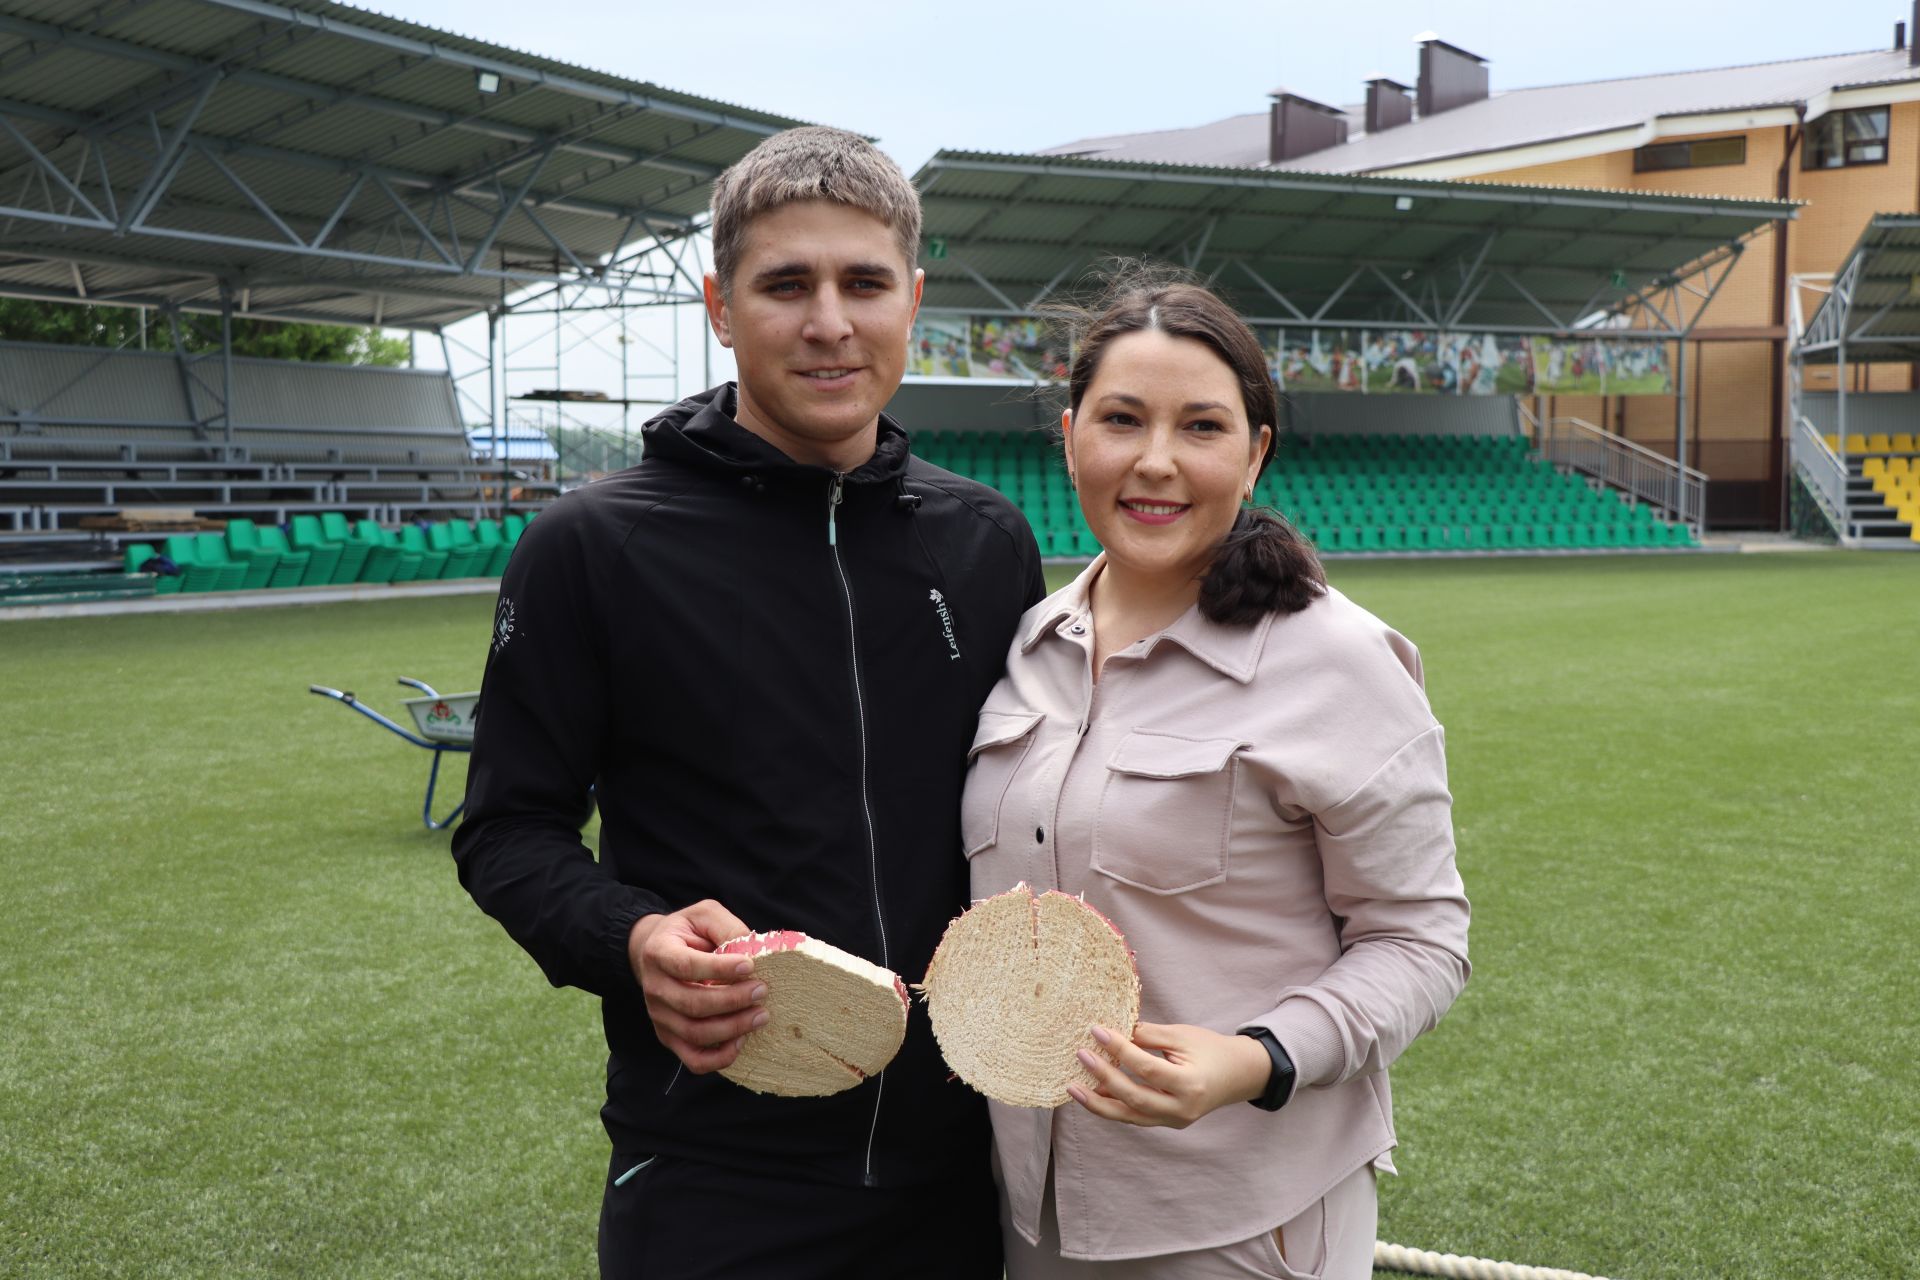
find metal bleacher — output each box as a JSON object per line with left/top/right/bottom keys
{"left": 0, "top": 340, "right": 556, "bottom": 548}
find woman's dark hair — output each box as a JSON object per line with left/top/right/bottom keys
{"left": 1052, "top": 263, "right": 1324, "bottom": 624}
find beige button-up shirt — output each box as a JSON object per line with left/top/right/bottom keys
{"left": 962, "top": 559, "right": 1470, "bottom": 1260}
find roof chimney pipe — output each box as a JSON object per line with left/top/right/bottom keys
{"left": 1267, "top": 90, "right": 1349, "bottom": 164}
{"left": 1898, "top": 20, "right": 1908, "bottom": 50}
{"left": 1366, "top": 77, "right": 1414, "bottom": 134}
{"left": 1912, "top": 0, "right": 1919, "bottom": 64}
{"left": 1415, "top": 34, "right": 1490, "bottom": 117}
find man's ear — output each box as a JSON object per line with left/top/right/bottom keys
{"left": 910, "top": 267, "right": 925, "bottom": 320}
{"left": 1060, "top": 407, "right": 1074, "bottom": 483}
{"left": 702, "top": 273, "right": 733, "bottom": 349}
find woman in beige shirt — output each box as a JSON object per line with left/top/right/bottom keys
{"left": 962, "top": 276, "right": 1470, "bottom": 1280}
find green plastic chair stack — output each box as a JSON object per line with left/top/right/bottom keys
{"left": 255, "top": 525, "right": 312, "bottom": 587}
{"left": 425, "top": 522, "right": 484, "bottom": 578}
{"left": 355, "top": 520, "right": 415, "bottom": 583}
{"left": 124, "top": 542, "right": 183, "bottom": 594}
{"left": 161, "top": 535, "right": 222, "bottom": 592}
{"left": 473, "top": 519, "right": 511, "bottom": 576}
{"left": 288, "top": 514, "right": 346, "bottom": 585}
{"left": 319, "top": 512, "right": 374, "bottom": 582}
{"left": 192, "top": 533, "right": 248, "bottom": 591}
{"left": 443, "top": 520, "right": 490, "bottom": 577}
{"left": 399, "top": 524, "right": 450, "bottom": 579}
{"left": 224, "top": 519, "right": 281, "bottom": 590}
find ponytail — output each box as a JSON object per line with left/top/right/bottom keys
{"left": 1198, "top": 507, "right": 1325, "bottom": 625}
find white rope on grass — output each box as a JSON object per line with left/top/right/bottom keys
{"left": 1375, "top": 1241, "right": 1617, "bottom": 1280}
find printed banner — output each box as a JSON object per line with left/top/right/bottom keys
{"left": 968, "top": 316, "right": 1069, "bottom": 382}
{"left": 904, "top": 316, "right": 1668, "bottom": 395}
{"left": 908, "top": 315, "right": 972, "bottom": 378}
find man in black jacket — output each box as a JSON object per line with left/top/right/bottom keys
{"left": 453, "top": 126, "right": 1044, "bottom": 1278}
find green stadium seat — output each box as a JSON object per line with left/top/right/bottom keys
{"left": 252, "top": 525, "right": 310, "bottom": 587}
{"left": 162, "top": 535, "right": 225, "bottom": 593}
{"left": 425, "top": 522, "right": 484, "bottom": 578}
{"left": 319, "top": 512, "right": 375, "bottom": 582}
{"left": 288, "top": 515, "right": 344, "bottom": 585}
{"left": 400, "top": 524, "right": 451, "bottom": 579}
{"left": 222, "top": 519, "right": 283, "bottom": 590}
{"left": 192, "top": 533, "right": 248, "bottom": 591}
{"left": 124, "top": 542, "right": 183, "bottom": 594}
{"left": 474, "top": 519, "right": 512, "bottom": 576}
{"left": 352, "top": 520, "right": 413, "bottom": 583}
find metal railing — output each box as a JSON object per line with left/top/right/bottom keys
{"left": 1789, "top": 415, "right": 1851, "bottom": 544}
{"left": 1521, "top": 408, "right": 1707, "bottom": 531}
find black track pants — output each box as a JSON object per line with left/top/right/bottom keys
{"left": 597, "top": 1149, "right": 1003, "bottom": 1280}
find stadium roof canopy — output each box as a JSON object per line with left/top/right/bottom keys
{"left": 0, "top": 0, "right": 808, "bottom": 330}
{"left": 1795, "top": 214, "right": 1920, "bottom": 364}
{"left": 913, "top": 150, "right": 1798, "bottom": 337}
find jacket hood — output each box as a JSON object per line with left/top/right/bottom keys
{"left": 641, "top": 383, "right": 912, "bottom": 485}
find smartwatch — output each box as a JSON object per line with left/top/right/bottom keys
{"left": 1238, "top": 1028, "right": 1297, "bottom": 1112}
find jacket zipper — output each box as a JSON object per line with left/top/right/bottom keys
{"left": 828, "top": 471, "right": 889, "bottom": 1188}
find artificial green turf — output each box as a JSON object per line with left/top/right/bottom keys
{"left": 3, "top": 553, "right": 1916, "bottom": 1278}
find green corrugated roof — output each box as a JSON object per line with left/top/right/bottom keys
{"left": 1796, "top": 214, "right": 1920, "bottom": 364}
{"left": 915, "top": 150, "right": 1799, "bottom": 334}
{"left": 0, "top": 0, "right": 814, "bottom": 329}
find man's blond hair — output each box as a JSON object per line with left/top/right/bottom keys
{"left": 708, "top": 126, "right": 921, "bottom": 296}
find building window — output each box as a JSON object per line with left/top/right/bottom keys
{"left": 1635, "top": 136, "right": 1747, "bottom": 172}
{"left": 1803, "top": 107, "right": 1890, "bottom": 169}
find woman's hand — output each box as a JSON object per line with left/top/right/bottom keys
{"left": 1067, "top": 1023, "right": 1273, "bottom": 1129}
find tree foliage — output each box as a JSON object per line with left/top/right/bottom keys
{"left": 0, "top": 298, "right": 411, "bottom": 366}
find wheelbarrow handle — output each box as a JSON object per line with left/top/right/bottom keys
{"left": 395, "top": 677, "right": 441, "bottom": 697}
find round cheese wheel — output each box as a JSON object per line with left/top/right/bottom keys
{"left": 714, "top": 931, "right": 909, "bottom": 1098}
{"left": 920, "top": 884, "right": 1140, "bottom": 1108}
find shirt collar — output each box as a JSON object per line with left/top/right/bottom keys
{"left": 1019, "top": 555, "right": 1276, "bottom": 685}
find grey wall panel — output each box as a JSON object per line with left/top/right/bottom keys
{"left": 886, "top": 382, "right": 1063, "bottom": 438}
{"left": 1800, "top": 392, "right": 1920, "bottom": 436}
{"left": 0, "top": 342, "right": 190, "bottom": 424}
{"left": 1284, "top": 393, "right": 1519, "bottom": 437}
{"left": 232, "top": 359, "right": 462, "bottom": 431}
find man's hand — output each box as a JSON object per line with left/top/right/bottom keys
{"left": 1066, "top": 1023, "right": 1272, "bottom": 1129}
{"left": 627, "top": 901, "right": 766, "bottom": 1075}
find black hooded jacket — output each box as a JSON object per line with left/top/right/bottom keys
{"left": 453, "top": 384, "right": 1045, "bottom": 1188}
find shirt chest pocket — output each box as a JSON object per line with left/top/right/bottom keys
{"left": 960, "top": 711, "right": 1044, "bottom": 858}
{"left": 1092, "top": 731, "right": 1245, "bottom": 894}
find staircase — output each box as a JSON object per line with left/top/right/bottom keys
{"left": 1844, "top": 459, "right": 1920, "bottom": 547}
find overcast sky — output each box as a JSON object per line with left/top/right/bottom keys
{"left": 399, "top": 0, "right": 1905, "bottom": 177}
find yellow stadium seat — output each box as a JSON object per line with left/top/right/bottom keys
{"left": 1894, "top": 433, "right": 1917, "bottom": 453}
{"left": 1890, "top": 457, "right": 1913, "bottom": 476}
{"left": 1824, "top": 433, "right": 1842, "bottom": 452}
{"left": 1873, "top": 474, "right": 1893, "bottom": 495}
{"left": 1898, "top": 503, "right": 1920, "bottom": 524}
{"left": 1866, "top": 433, "right": 1893, "bottom": 453}
{"left": 1863, "top": 457, "right": 1886, "bottom": 478}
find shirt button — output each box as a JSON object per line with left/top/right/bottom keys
{"left": 1035, "top": 826, "right": 1045, "bottom": 844}
{"left": 1069, "top": 623, "right": 1085, "bottom": 635}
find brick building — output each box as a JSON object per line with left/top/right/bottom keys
{"left": 1042, "top": 20, "right": 1920, "bottom": 528}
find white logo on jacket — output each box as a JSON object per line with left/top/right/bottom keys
{"left": 929, "top": 589, "right": 962, "bottom": 662}
{"left": 493, "top": 596, "right": 516, "bottom": 655}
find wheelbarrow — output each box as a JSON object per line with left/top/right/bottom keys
{"left": 309, "top": 677, "right": 478, "bottom": 830}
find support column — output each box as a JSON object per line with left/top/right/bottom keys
{"left": 220, "top": 285, "right": 236, "bottom": 458}
{"left": 488, "top": 308, "right": 504, "bottom": 518}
